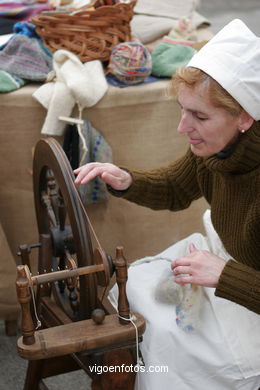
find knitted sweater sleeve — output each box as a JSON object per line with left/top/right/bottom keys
{"left": 215, "top": 260, "right": 260, "bottom": 314}
{"left": 112, "top": 149, "right": 202, "bottom": 211}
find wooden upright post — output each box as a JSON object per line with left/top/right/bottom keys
{"left": 113, "top": 247, "right": 130, "bottom": 324}
{"left": 16, "top": 265, "right": 35, "bottom": 345}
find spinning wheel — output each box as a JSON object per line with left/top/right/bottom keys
{"left": 16, "top": 138, "right": 145, "bottom": 390}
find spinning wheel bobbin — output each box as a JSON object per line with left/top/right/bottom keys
{"left": 20, "top": 249, "right": 111, "bottom": 289}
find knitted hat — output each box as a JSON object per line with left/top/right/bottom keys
{"left": 0, "top": 34, "right": 52, "bottom": 81}
{"left": 152, "top": 41, "right": 195, "bottom": 78}
{"left": 187, "top": 19, "right": 260, "bottom": 120}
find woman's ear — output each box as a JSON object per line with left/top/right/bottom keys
{"left": 238, "top": 110, "right": 254, "bottom": 132}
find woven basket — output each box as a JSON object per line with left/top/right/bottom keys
{"left": 31, "top": 0, "right": 136, "bottom": 62}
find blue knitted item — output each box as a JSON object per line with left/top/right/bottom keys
{"left": 77, "top": 120, "right": 113, "bottom": 204}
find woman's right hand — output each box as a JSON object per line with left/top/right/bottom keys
{"left": 74, "top": 162, "right": 132, "bottom": 191}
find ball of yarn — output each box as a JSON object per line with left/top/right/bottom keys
{"left": 108, "top": 41, "right": 152, "bottom": 85}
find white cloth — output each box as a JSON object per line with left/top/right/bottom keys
{"left": 203, "top": 210, "right": 260, "bottom": 379}
{"left": 109, "top": 210, "right": 260, "bottom": 390}
{"left": 33, "top": 50, "right": 108, "bottom": 136}
{"left": 188, "top": 19, "right": 260, "bottom": 121}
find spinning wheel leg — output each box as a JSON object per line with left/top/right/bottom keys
{"left": 24, "top": 355, "right": 80, "bottom": 390}
{"left": 91, "top": 349, "right": 136, "bottom": 390}
{"left": 24, "top": 360, "right": 43, "bottom": 390}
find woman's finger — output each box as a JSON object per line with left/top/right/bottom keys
{"left": 173, "top": 265, "right": 191, "bottom": 276}
{"left": 174, "top": 274, "right": 192, "bottom": 285}
{"left": 171, "top": 257, "right": 191, "bottom": 270}
{"left": 189, "top": 243, "right": 197, "bottom": 253}
{"left": 74, "top": 166, "right": 103, "bottom": 184}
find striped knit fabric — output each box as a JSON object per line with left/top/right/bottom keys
{"left": 0, "top": 34, "right": 52, "bottom": 81}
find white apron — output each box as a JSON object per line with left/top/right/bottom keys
{"left": 109, "top": 210, "right": 260, "bottom": 390}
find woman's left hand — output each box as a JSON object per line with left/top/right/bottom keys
{"left": 171, "top": 243, "right": 226, "bottom": 288}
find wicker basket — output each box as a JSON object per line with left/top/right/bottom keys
{"left": 31, "top": 0, "right": 136, "bottom": 62}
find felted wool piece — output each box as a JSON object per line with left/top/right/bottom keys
{"left": 33, "top": 80, "right": 75, "bottom": 136}
{"left": 0, "top": 34, "right": 52, "bottom": 81}
{"left": 154, "top": 266, "right": 202, "bottom": 332}
{"left": 77, "top": 120, "right": 113, "bottom": 204}
{"left": 53, "top": 50, "right": 108, "bottom": 107}
{"left": 151, "top": 41, "right": 195, "bottom": 77}
{"left": 154, "top": 268, "right": 183, "bottom": 305}
{"left": 33, "top": 50, "right": 108, "bottom": 136}
{"left": 0, "top": 70, "right": 27, "bottom": 92}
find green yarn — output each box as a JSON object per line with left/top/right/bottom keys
{"left": 151, "top": 42, "right": 196, "bottom": 78}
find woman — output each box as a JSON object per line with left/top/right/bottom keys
{"left": 75, "top": 19, "right": 260, "bottom": 389}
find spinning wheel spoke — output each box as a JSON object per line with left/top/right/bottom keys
{"left": 58, "top": 190, "right": 66, "bottom": 231}
{"left": 46, "top": 169, "right": 60, "bottom": 224}
{"left": 41, "top": 191, "right": 57, "bottom": 228}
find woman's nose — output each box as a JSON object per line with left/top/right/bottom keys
{"left": 177, "top": 112, "right": 193, "bottom": 134}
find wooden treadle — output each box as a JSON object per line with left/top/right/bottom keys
{"left": 17, "top": 313, "right": 145, "bottom": 360}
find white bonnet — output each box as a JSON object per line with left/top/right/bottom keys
{"left": 187, "top": 19, "right": 260, "bottom": 120}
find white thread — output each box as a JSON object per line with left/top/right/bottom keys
{"left": 76, "top": 102, "right": 88, "bottom": 166}
{"left": 29, "top": 285, "right": 42, "bottom": 330}
{"left": 118, "top": 313, "right": 145, "bottom": 368}
{"left": 23, "top": 265, "right": 41, "bottom": 329}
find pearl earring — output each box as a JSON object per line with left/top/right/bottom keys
{"left": 241, "top": 129, "right": 246, "bottom": 133}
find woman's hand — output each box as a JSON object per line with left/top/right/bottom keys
{"left": 74, "top": 162, "right": 133, "bottom": 191}
{"left": 171, "top": 243, "right": 226, "bottom": 288}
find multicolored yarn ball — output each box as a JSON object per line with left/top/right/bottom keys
{"left": 108, "top": 41, "right": 152, "bottom": 85}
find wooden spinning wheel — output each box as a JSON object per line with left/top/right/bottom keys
{"left": 16, "top": 138, "right": 145, "bottom": 390}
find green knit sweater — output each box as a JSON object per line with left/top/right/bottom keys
{"left": 112, "top": 122, "right": 260, "bottom": 314}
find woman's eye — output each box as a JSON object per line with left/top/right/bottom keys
{"left": 195, "top": 113, "right": 207, "bottom": 120}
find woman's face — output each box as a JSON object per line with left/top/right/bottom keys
{"left": 177, "top": 83, "right": 243, "bottom": 157}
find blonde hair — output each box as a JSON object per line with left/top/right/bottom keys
{"left": 171, "top": 67, "right": 243, "bottom": 117}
